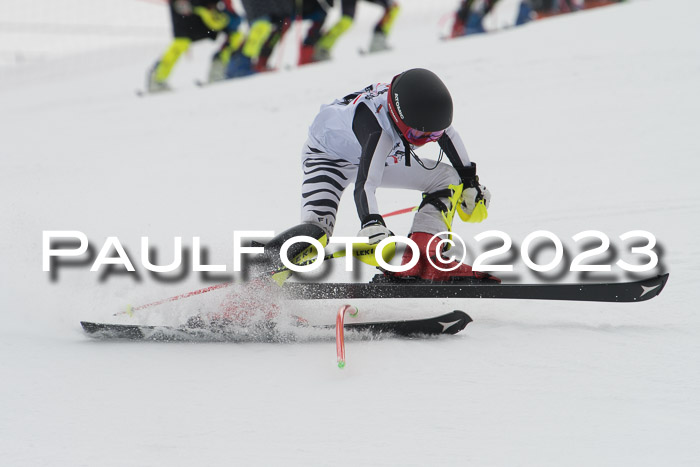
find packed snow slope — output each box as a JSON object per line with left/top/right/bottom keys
{"left": 1, "top": 0, "right": 699, "bottom": 465}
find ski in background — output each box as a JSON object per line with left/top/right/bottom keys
{"left": 534, "top": 0, "right": 624, "bottom": 20}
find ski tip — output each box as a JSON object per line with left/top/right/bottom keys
{"left": 443, "top": 310, "right": 472, "bottom": 334}
{"left": 338, "top": 360, "right": 346, "bottom": 369}
{"left": 81, "top": 321, "right": 114, "bottom": 336}
{"left": 80, "top": 321, "right": 96, "bottom": 333}
{"left": 79, "top": 321, "right": 148, "bottom": 340}
{"left": 657, "top": 272, "right": 670, "bottom": 288}
{"left": 458, "top": 310, "right": 474, "bottom": 326}
{"left": 638, "top": 273, "right": 669, "bottom": 300}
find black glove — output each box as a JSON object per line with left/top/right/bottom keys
{"left": 456, "top": 162, "right": 479, "bottom": 188}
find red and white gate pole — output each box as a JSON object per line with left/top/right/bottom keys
{"left": 336, "top": 304, "right": 358, "bottom": 368}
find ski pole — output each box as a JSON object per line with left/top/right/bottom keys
{"left": 113, "top": 282, "right": 235, "bottom": 316}
{"left": 114, "top": 242, "right": 393, "bottom": 317}
{"left": 382, "top": 206, "right": 417, "bottom": 218}
{"left": 114, "top": 250, "right": 349, "bottom": 317}
{"left": 336, "top": 304, "right": 358, "bottom": 368}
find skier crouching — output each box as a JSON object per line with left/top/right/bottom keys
{"left": 264, "top": 68, "right": 498, "bottom": 283}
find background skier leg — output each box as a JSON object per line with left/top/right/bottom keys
{"left": 298, "top": 1, "right": 332, "bottom": 65}
{"left": 368, "top": 0, "right": 400, "bottom": 53}
{"left": 148, "top": 0, "right": 233, "bottom": 91}
{"left": 228, "top": 0, "right": 294, "bottom": 78}
{"left": 208, "top": 5, "right": 245, "bottom": 82}
{"left": 148, "top": 38, "right": 190, "bottom": 92}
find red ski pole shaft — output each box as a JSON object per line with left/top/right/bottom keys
{"left": 114, "top": 251, "right": 348, "bottom": 317}
{"left": 382, "top": 206, "right": 417, "bottom": 218}
{"left": 113, "top": 282, "right": 234, "bottom": 316}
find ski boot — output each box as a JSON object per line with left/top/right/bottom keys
{"left": 298, "top": 44, "right": 317, "bottom": 66}
{"left": 311, "top": 46, "right": 332, "bottom": 63}
{"left": 515, "top": 1, "right": 535, "bottom": 25}
{"left": 225, "top": 51, "right": 257, "bottom": 79}
{"left": 450, "top": 12, "right": 485, "bottom": 38}
{"left": 368, "top": 31, "right": 390, "bottom": 53}
{"left": 450, "top": 17, "right": 466, "bottom": 39}
{"left": 146, "top": 62, "right": 172, "bottom": 93}
{"left": 207, "top": 56, "right": 227, "bottom": 83}
{"left": 383, "top": 232, "right": 500, "bottom": 283}
{"left": 465, "top": 12, "right": 486, "bottom": 35}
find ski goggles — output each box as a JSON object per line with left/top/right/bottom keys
{"left": 404, "top": 128, "right": 445, "bottom": 146}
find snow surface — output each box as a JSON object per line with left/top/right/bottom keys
{"left": 1, "top": 0, "right": 699, "bottom": 465}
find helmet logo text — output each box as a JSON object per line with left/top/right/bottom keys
{"left": 394, "top": 93, "right": 404, "bottom": 119}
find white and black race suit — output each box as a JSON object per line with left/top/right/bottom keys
{"left": 301, "top": 82, "right": 473, "bottom": 236}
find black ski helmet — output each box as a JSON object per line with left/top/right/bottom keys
{"left": 387, "top": 68, "right": 453, "bottom": 135}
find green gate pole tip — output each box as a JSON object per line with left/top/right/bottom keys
{"left": 338, "top": 360, "right": 346, "bottom": 369}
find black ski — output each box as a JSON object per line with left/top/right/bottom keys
{"left": 80, "top": 310, "right": 471, "bottom": 342}
{"left": 282, "top": 274, "right": 669, "bottom": 303}
{"left": 341, "top": 310, "right": 471, "bottom": 336}
{"left": 135, "top": 89, "right": 173, "bottom": 97}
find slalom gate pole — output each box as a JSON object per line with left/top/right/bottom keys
{"left": 295, "top": 0, "right": 304, "bottom": 67}
{"left": 273, "top": 17, "right": 292, "bottom": 71}
{"left": 273, "top": 0, "right": 302, "bottom": 71}
{"left": 336, "top": 304, "right": 358, "bottom": 368}
{"left": 437, "top": 12, "right": 455, "bottom": 38}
